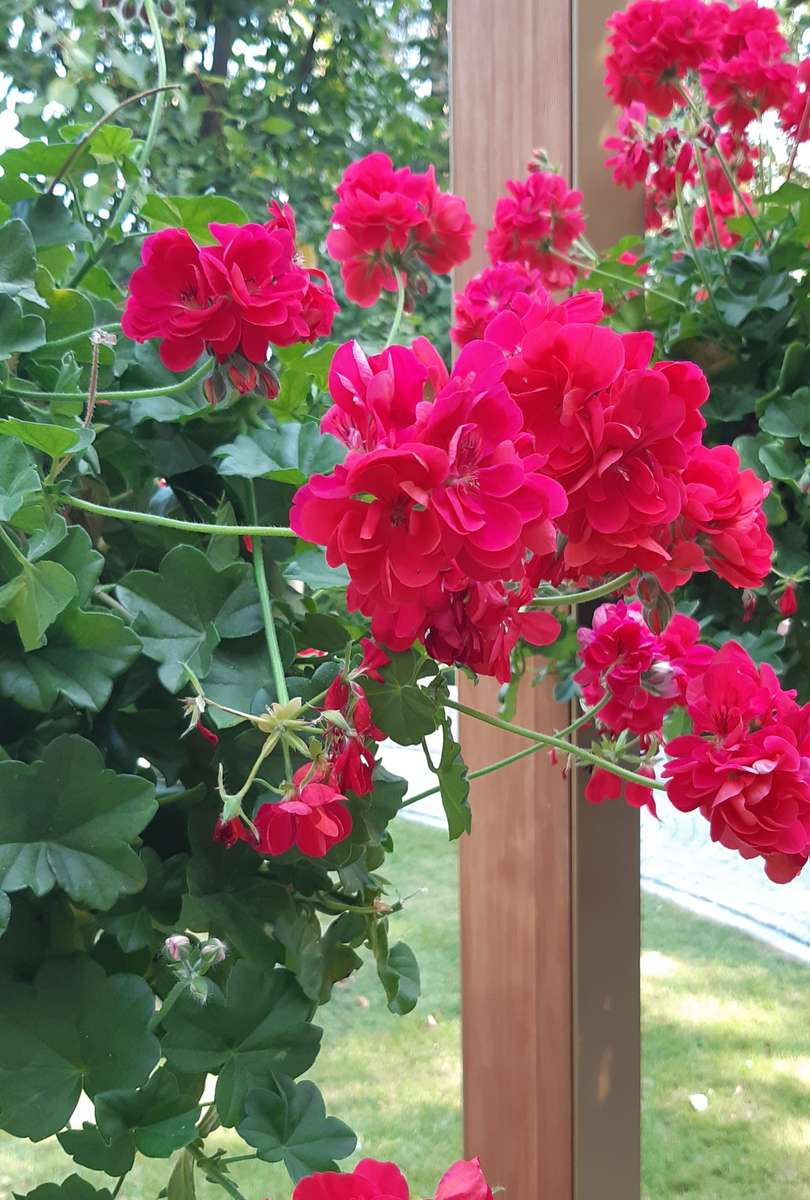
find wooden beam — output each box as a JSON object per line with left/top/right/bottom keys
{"left": 451, "top": 1, "right": 644, "bottom": 1196}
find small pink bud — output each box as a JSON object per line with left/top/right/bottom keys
{"left": 777, "top": 618, "right": 792, "bottom": 637}
{"left": 200, "top": 937, "right": 228, "bottom": 963}
{"left": 164, "top": 935, "right": 191, "bottom": 961}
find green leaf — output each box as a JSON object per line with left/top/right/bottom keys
{"left": 29, "top": 520, "right": 103, "bottom": 605}
{"left": 0, "top": 956, "right": 159, "bottom": 1140}
{"left": 14, "top": 1177, "right": 114, "bottom": 1200}
{"left": 0, "top": 607, "right": 142, "bottom": 712}
{"left": 0, "top": 417, "right": 93, "bottom": 457}
{"left": 260, "top": 115, "right": 296, "bottom": 135}
{"left": 283, "top": 548, "right": 349, "bottom": 590}
{"left": 376, "top": 930, "right": 420, "bottom": 1015}
{"left": 239, "top": 1076, "right": 356, "bottom": 1181}
{"left": 436, "top": 718, "right": 471, "bottom": 839}
{"left": 213, "top": 422, "right": 345, "bottom": 483}
{"left": 140, "top": 193, "right": 250, "bottom": 245}
{"left": 94, "top": 1066, "right": 201, "bottom": 1159}
{"left": 0, "top": 295, "right": 46, "bottom": 358}
{"left": 167, "top": 1151, "right": 197, "bottom": 1200}
{"left": 364, "top": 651, "right": 441, "bottom": 746}
{"left": 0, "top": 217, "right": 42, "bottom": 305}
{"left": 162, "top": 962, "right": 322, "bottom": 1126}
{"left": 57, "top": 1123, "right": 135, "bottom": 1178}
{"left": 99, "top": 849, "right": 186, "bottom": 953}
{"left": 22, "top": 194, "right": 93, "bottom": 247}
{"left": 116, "top": 545, "right": 263, "bottom": 691}
{"left": 758, "top": 440, "right": 804, "bottom": 482}
{"left": 38, "top": 288, "right": 96, "bottom": 349}
{"left": 0, "top": 439, "right": 41, "bottom": 522}
{"left": 0, "top": 559, "right": 78, "bottom": 650}
{"left": 0, "top": 733, "right": 157, "bottom": 910}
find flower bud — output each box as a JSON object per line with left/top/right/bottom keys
{"left": 777, "top": 618, "right": 792, "bottom": 637}
{"left": 203, "top": 365, "right": 227, "bottom": 406}
{"left": 226, "top": 354, "right": 258, "bottom": 396}
{"left": 200, "top": 937, "right": 228, "bottom": 964}
{"left": 779, "top": 583, "right": 798, "bottom": 617}
{"left": 257, "top": 362, "right": 280, "bottom": 400}
{"left": 642, "top": 659, "right": 680, "bottom": 699}
{"left": 742, "top": 589, "right": 757, "bottom": 623}
{"left": 697, "top": 123, "right": 716, "bottom": 147}
{"left": 164, "top": 934, "right": 191, "bottom": 962}
{"left": 637, "top": 574, "right": 675, "bottom": 634}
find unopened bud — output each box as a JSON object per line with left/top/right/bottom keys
{"left": 187, "top": 978, "right": 211, "bottom": 1004}
{"left": 697, "top": 123, "right": 716, "bottom": 147}
{"left": 642, "top": 660, "right": 680, "bottom": 699}
{"left": 637, "top": 574, "right": 675, "bottom": 634}
{"left": 200, "top": 937, "right": 228, "bottom": 964}
{"left": 742, "top": 589, "right": 757, "bottom": 623}
{"left": 779, "top": 582, "right": 798, "bottom": 617}
{"left": 257, "top": 362, "right": 280, "bottom": 401}
{"left": 164, "top": 934, "right": 191, "bottom": 962}
{"left": 203, "top": 365, "right": 227, "bottom": 406}
{"left": 777, "top": 618, "right": 792, "bottom": 637}
{"left": 226, "top": 355, "right": 258, "bottom": 396}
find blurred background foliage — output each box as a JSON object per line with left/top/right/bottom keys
{"left": 0, "top": 0, "right": 451, "bottom": 351}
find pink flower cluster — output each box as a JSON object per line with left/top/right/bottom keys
{"left": 485, "top": 166, "right": 586, "bottom": 290}
{"left": 602, "top": 0, "right": 805, "bottom": 233}
{"left": 665, "top": 641, "right": 810, "bottom": 883}
{"left": 575, "top": 601, "right": 711, "bottom": 737}
{"left": 293, "top": 1156, "right": 492, "bottom": 1200}
{"left": 326, "top": 152, "right": 474, "bottom": 306}
{"left": 122, "top": 201, "right": 338, "bottom": 376}
{"left": 291, "top": 282, "right": 771, "bottom": 681}
{"left": 292, "top": 336, "right": 564, "bottom": 682}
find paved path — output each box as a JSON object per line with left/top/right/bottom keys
{"left": 384, "top": 725, "right": 810, "bottom": 965}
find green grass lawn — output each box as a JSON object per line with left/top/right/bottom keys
{"left": 3, "top": 820, "right": 810, "bottom": 1199}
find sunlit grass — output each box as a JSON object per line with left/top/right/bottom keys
{"left": 4, "top": 823, "right": 810, "bottom": 1199}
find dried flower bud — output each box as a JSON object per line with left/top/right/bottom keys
{"left": 257, "top": 362, "right": 280, "bottom": 401}
{"left": 203, "top": 365, "right": 227, "bottom": 406}
{"left": 742, "top": 589, "right": 757, "bottom": 623}
{"left": 642, "top": 659, "right": 680, "bottom": 699}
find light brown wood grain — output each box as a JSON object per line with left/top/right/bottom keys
{"left": 450, "top": 1, "right": 644, "bottom": 1195}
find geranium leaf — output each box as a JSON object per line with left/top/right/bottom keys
{"left": 162, "top": 961, "right": 322, "bottom": 1127}
{"left": 21, "top": 194, "right": 93, "bottom": 247}
{"left": 0, "top": 956, "right": 159, "bottom": 1140}
{"left": 375, "top": 926, "right": 420, "bottom": 1016}
{"left": 213, "top": 422, "right": 345, "bottom": 483}
{"left": 0, "top": 733, "right": 157, "bottom": 909}
{"left": 140, "top": 193, "right": 250, "bottom": 244}
{"left": 0, "top": 559, "right": 78, "bottom": 650}
{"left": 437, "top": 718, "right": 471, "bottom": 840}
{"left": 116, "top": 545, "right": 263, "bottom": 691}
{"left": 239, "top": 1076, "right": 356, "bottom": 1181}
{"left": 14, "top": 1179, "right": 114, "bottom": 1200}
{"left": 99, "top": 850, "right": 187, "bottom": 953}
{"left": 0, "top": 607, "right": 141, "bottom": 712}
{"left": 0, "top": 417, "right": 94, "bottom": 457}
{"left": 364, "top": 652, "right": 441, "bottom": 746}
{"left": 94, "top": 1066, "right": 202, "bottom": 1159}
{"left": 0, "top": 295, "right": 46, "bottom": 358}
{"left": 0, "top": 439, "right": 41, "bottom": 523}
{"left": 57, "top": 1123, "right": 135, "bottom": 1177}
{"left": 0, "top": 217, "right": 42, "bottom": 305}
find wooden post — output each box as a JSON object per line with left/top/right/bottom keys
{"left": 451, "top": 2, "right": 644, "bottom": 1197}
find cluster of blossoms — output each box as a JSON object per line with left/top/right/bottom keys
{"left": 293, "top": 1156, "right": 492, "bottom": 1200}
{"left": 484, "top": 158, "right": 586, "bottom": 290}
{"left": 122, "top": 201, "right": 338, "bottom": 397}
{"left": 214, "top": 642, "right": 387, "bottom": 859}
{"left": 326, "top": 152, "right": 474, "bottom": 306}
{"left": 601, "top": 0, "right": 804, "bottom": 235}
{"left": 575, "top": 602, "right": 810, "bottom": 884}
{"left": 293, "top": 280, "right": 772, "bottom": 684}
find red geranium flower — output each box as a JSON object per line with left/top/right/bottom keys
{"left": 665, "top": 642, "right": 810, "bottom": 880}
{"left": 486, "top": 168, "right": 585, "bottom": 289}
{"left": 603, "top": 102, "right": 652, "bottom": 189}
{"left": 121, "top": 227, "right": 237, "bottom": 371}
{"left": 326, "top": 153, "right": 473, "bottom": 306}
{"left": 451, "top": 263, "right": 548, "bottom": 347}
{"left": 701, "top": 49, "right": 795, "bottom": 133}
{"left": 294, "top": 1159, "right": 409, "bottom": 1200}
{"left": 252, "top": 764, "right": 352, "bottom": 857}
{"left": 604, "top": 0, "right": 722, "bottom": 118}
{"left": 585, "top": 765, "right": 658, "bottom": 815}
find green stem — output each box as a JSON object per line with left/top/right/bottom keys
{"left": 555, "top": 252, "right": 687, "bottom": 308}
{"left": 147, "top": 978, "right": 186, "bottom": 1032}
{"left": 246, "top": 482, "right": 292, "bottom": 776}
{"left": 693, "top": 145, "right": 731, "bottom": 282}
{"left": 0, "top": 525, "right": 31, "bottom": 570}
{"left": 69, "top": 0, "right": 169, "bottom": 288}
{"left": 402, "top": 695, "right": 611, "bottom": 809}
{"left": 111, "top": 1175, "right": 127, "bottom": 1200}
{"left": 217, "top": 1154, "right": 259, "bottom": 1168}
{"left": 529, "top": 570, "right": 636, "bottom": 608}
{"left": 62, "top": 494, "right": 296, "bottom": 539}
{"left": 191, "top": 1148, "right": 249, "bottom": 1200}
{"left": 674, "top": 175, "right": 722, "bottom": 324}
{"left": 445, "top": 697, "right": 666, "bottom": 791}
{"left": 677, "top": 85, "right": 766, "bottom": 243}
{"left": 384, "top": 269, "right": 406, "bottom": 348}
{"left": 5, "top": 358, "right": 210, "bottom": 404}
